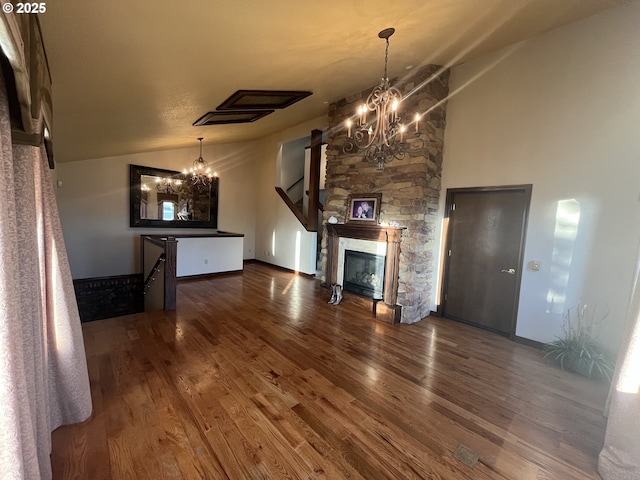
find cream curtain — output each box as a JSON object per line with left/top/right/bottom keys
{"left": 0, "top": 72, "right": 92, "bottom": 478}
{"left": 598, "top": 247, "right": 640, "bottom": 479}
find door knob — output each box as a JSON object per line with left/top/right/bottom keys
{"left": 501, "top": 268, "right": 516, "bottom": 274}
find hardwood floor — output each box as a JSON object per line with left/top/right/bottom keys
{"left": 51, "top": 263, "right": 608, "bottom": 479}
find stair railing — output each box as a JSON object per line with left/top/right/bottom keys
{"left": 274, "top": 129, "right": 324, "bottom": 232}
{"left": 141, "top": 235, "right": 177, "bottom": 311}
{"left": 143, "top": 253, "right": 166, "bottom": 292}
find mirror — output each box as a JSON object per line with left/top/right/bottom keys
{"left": 129, "top": 164, "right": 219, "bottom": 228}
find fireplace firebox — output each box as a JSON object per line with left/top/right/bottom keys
{"left": 344, "top": 250, "right": 385, "bottom": 300}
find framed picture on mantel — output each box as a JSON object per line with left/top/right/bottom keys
{"left": 346, "top": 193, "right": 382, "bottom": 224}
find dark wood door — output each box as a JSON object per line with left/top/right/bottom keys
{"left": 442, "top": 186, "right": 531, "bottom": 336}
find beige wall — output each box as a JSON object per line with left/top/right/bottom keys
{"left": 56, "top": 141, "right": 259, "bottom": 279}
{"left": 437, "top": 3, "right": 640, "bottom": 353}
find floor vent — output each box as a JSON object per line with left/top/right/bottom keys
{"left": 453, "top": 444, "right": 479, "bottom": 468}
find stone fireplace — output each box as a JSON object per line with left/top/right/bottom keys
{"left": 322, "top": 64, "right": 449, "bottom": 323}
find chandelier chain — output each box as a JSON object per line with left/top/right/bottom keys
{"left": 383, "top": 37, "right": 389, "bottom": 80}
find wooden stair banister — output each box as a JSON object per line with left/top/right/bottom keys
{"left": 275, "top": 129, "right": 324, "bottom": 232}
{"left": 275, "top": 186, "right": 309, "bottom": 227}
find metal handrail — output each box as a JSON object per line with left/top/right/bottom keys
{"left": 143, "top": 253, "right": 166, "bottom": 293}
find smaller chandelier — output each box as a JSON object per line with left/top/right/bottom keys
{"left": 184, "top": 137, "right": 216, "bottom": 190}
{"left": 342, "top": 28, "right": 424, "bottom": 170}
{"left": 155, "top": 177, "right": 183, "bottom": 194}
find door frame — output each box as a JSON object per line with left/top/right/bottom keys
{"left": 439, "top": 184, "right": 533, "bottom": 338}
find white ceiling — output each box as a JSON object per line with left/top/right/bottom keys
{"left": 38, "top": 0, "right": 628, "bottom": 162}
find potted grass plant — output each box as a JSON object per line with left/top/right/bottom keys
{"left": 544, "top": 303, "right": 615, "bottom": 381}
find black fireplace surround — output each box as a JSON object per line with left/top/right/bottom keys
{"left": 343, "top": 250, "right": 385, "bottom": 300}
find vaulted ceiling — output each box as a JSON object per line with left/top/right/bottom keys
{"left": 39, "top": 0, "right": 628, "bottom": 162}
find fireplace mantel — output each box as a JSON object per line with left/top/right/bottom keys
{"left": 326, "top": 223, "right": 404, "bottom": 244}
{"left": 325, "top": 223, "right": 405, "bottom": 323}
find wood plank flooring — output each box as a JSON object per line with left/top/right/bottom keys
{"left": 51, "top": 263, "right": 609, "bottom": 479}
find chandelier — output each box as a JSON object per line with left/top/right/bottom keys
{"left": 154, "top": 177, "right": 183, "bottom": 194}
{"left": 342, "top": 28, "right": 424, "bottom": 170}
{"left": 183, "top": 137, "right": 216, "bottom": 191}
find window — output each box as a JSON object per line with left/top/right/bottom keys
{"left": 161, "top": 201, "right": 175, "bottom": 221}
